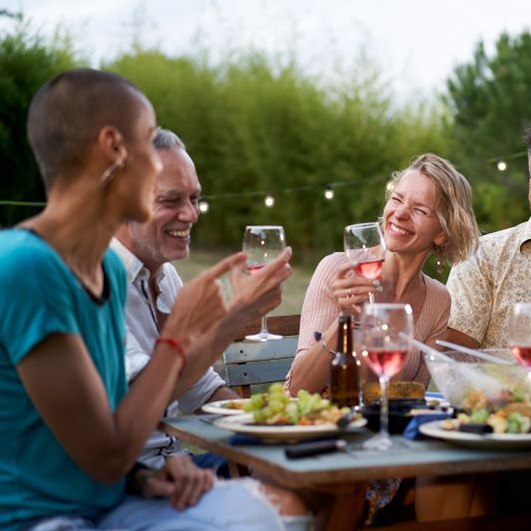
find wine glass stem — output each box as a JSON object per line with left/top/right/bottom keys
{"left": 379, "top": 375, "right": 390, "bottom": 439}
{"left": 260, "top": 315, "right": 269, "bottom": 339}
{"left": 368, "top": 291, "right": 375, "bottom": 305}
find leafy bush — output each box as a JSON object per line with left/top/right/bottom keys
{"left": 0, "top": 20, "right": 81, "bottom": 226}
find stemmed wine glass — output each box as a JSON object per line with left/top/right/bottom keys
{"left": 242, "top": 225, "right": 286, "bottom": 342}
{"left": 360, "top": 303, "right": 413, "bottom": 450}
{"left": 344, "top": 222, "right": 386, "bottom": 304}
{"left": 508, "top": 303, "right": 531, "bottom": 368}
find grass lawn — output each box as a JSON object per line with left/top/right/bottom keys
{"left": 174, "top": 249, "right": 314, "bottom": 316}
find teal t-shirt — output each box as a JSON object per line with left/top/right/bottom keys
{"left": 0, "top": 229, "right": 128, "bottom": 529}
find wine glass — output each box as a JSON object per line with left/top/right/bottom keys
{"left": 344, "top": 222, "right": 386, "bottom": 304}
{"left": 243, "top": 225, "right": 286, "bottom": 341}
{"left": 360, "top": 303, "right": 413, "bottom": 450}
{"left": 508, "top": 303, "right": 531, "bottom": 367}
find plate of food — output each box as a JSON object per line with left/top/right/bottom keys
{"left": 419, "top": 419, "right": 531, "bottom": 450}
{"left": 213, "top": 413, "right": 367, "bottom": 442}
{"left": 201, "top": 399, "right": 250, "bottom": 416}
{"left": 211, "top": 383, "right": 367, "bottom": 442}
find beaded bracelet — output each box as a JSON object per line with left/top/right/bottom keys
{"left": 155, "top": 337, "right": 187, "bottom": 375}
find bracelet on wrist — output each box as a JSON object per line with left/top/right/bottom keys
{"left": 155, "top": 337, "right": 187, "bottom": 375}
{"left": 313, "top": 331, "right": 335, "bottom": 356}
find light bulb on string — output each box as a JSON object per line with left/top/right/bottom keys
{"left": 198, "top": 200, "right": 209, "bottom": 213}
{"left": 497, "top": 160, "right": 508, "bottom": 172}
{"left": 324, "top": 186, "right": 334, "bottom": 200}
{"left": 264, "top": 194, "right": 275, "bottom": 207}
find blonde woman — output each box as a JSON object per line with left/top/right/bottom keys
{"left": 287, "top": 153, "right": 480, "bottom": 396}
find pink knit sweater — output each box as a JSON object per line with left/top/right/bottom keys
{"left": 286, "top": 252, "right": 450, "bottom": 389}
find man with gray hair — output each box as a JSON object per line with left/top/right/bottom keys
{"left": 112, "top": 128, "right": 282, "bottom": 471}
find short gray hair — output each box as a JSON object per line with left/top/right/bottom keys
{"left": 154, "top": 127, "right": 185, "bottom": 151}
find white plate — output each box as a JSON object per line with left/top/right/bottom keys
{"left": 213, "top": 413, "right": 367, "bottom": 442}
{"left": 419, "top": 420, "right": 531, "bottom": 450}
{"left": 201, "top": 399, "right": 250, "bottom": 416}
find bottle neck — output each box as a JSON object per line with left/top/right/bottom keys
{"left": 335, "top": 314, "right": 353, "bottom": 355}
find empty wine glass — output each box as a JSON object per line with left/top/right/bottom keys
{"left": 243, "top": 225, "right": 286, "bottom": 341}
{"left": 360, "top": 303, "right": 413, "bottom": 450}
{"left": 344, "top": 222, "right": 386, "bottom": 304}
{"left": 508, "top": 303, "right": 531, "bottom": 368}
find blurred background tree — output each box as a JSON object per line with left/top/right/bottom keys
{"left": 106, "top": 48, "right": 448, "bottom": 262}
{"left": 0, "top": 17, "right": 81, "bottom": 226}
{"left": 444, "top": 31, "right": 531, "bottom": 233}
{"left": 1, "top": 15, "right": 530, "bottom": 279}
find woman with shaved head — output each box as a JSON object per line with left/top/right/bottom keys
{"left": 0, "top": 69, "right": 308, "bottom": 530}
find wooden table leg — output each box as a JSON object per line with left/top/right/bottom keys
{"left": 319, "top": 482, "right": 367, "bottom": 531}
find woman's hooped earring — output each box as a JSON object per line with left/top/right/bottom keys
{"left": 435, "top": 246, "right": 444, "bottom": 275}
{"left": 100, "top": 159, "right": 124, "bottom": 186}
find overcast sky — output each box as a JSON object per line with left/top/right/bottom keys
{"left": 2, "top": 0, "right": 531, "bottom": 99}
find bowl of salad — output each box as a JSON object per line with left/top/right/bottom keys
{"left": 425, "top": 348, "right": 529, "bottom": 411}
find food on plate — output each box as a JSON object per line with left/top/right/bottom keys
{"left": 243, "top": 383, "right": 353, "bottom": 426}
{"left": 440, "top": 389, "right": 531, "bottom": 434}
{"left": 219, "top": 400, "right": 246, "bottom": 410}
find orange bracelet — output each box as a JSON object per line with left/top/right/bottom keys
{"left": 155, "top": 337, "right": 187, "bottom": 375}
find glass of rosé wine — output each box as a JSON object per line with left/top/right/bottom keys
{"left": 242, "top": 225, "right": 286, "bottom": 341}
{"left": 344, "top": 222, "right": 386, "bottom": 304}
{"left": 508, "top": 303, "right": 531, "bottom": 368}
{"left": 360, "top": 303, "right": 413, "bottom": 450}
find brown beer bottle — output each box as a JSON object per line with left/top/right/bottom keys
{"left": 330, "top": 313, "right": 360, "bottom": 408}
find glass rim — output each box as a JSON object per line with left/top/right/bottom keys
{"left": 362, "top": 302, "right": 413, "bottom": 314}
{"left": 344, "top": 222, "right": 380, "bottom": 231}
{"left": 245, "top": 225, "right": 285, "bottom": 230}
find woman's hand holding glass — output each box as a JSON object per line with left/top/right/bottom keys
{"left": 332, "top": 260, "right": 381, "bottom": 316}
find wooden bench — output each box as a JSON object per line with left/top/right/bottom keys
{"left": 223, "top": 315, "right": 300, "bottom": 397}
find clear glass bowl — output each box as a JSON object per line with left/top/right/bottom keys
{"left": 425, "top": 348, "right": 529, "bottom": 409}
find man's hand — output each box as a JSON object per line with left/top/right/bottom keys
{"left": 138, "top": 454, "right": 215, "bottom": 510}
{"left": 229, "top": 246, "right": 292, "bottom": 323}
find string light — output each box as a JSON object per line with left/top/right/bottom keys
{"left": 2, "top": 151, "right": 528, "bottom": 212}
{"left": 264, "top": 194, "right": 275, "bottom": 207}
{"left": 198, "top": 199, "right": 209, "bottom": 213}
{"left": 324, "top": 186, "right": 335, "bottom": 200}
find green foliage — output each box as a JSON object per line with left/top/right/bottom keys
{"left": 444, "top": 32, "right": 531, "bottom": 230}
{"left": 0, "top": 21, "right": 80, "bottom": 226}
{"left": 107, "top": 48, "right": 448, "bottom": 264}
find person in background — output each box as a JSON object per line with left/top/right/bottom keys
{"left": 446, "top": 128, "right": 531, "bottom": 349}
{"left": 112, "top": 128, "right": 290, "bottom": 472}
{"left": 286, "top": 153, "right": 480, "bottom": 396}
{"left": 0, "top": 68, "right": 310, "bottom": 531}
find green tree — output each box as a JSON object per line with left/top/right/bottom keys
{"left": 444, "top": 32, "right": 531, "bottom": 233}
{"left": 107, "top": 48, "right": 448, "bottom": 263}
{"left": 0, "top": 21, "right": 80, "bottom": 226}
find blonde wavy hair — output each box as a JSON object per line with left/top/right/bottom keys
{"left": 385, "top": 153, "right": 480, "bottom": 265}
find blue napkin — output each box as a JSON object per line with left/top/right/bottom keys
{"left": 403, "top": 413, "right": 451, "bottom": 440}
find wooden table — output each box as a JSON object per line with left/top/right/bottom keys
{"left": 162, "top": 415, "right": 531, "bottom": 530}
